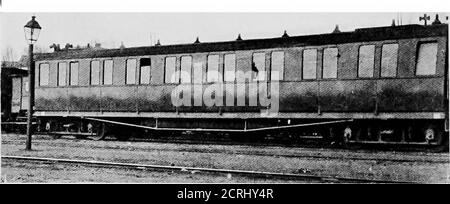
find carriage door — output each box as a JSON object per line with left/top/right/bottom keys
{"left": 21, "top": 77, "right": 29, "bottom": 111}
{"left": 11, "top": 76, "right": 22, "bottom": 113}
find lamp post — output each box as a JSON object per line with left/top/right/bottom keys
{"left": 24, "top": 16, "right": 41, "bottom": 150}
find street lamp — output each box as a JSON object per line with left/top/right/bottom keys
{"left": 24, "top": 16, "right": 41, "bottom": 150}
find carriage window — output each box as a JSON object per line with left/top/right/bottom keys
{"left": 126, "top": 59, "right": 137, "bottom": 84}
{"left": 271, "top": 51, "right": 284, "bottom": 81}
{"left": 302, "top": 49, "right": 317, "bottom": 79}
{"left": 381, "top": 44, "right": 398, "bottom": 77}
{"left": 224, "top": 54, "right": 236, "bottom": 82}
{"left": 103, "top": 60, "right": 113, "bottom": 85}
{"left": 180, "top": 56, "right": 192, "bottom": 83}
{"left": 323, "top": 48, "right": 338, "bottom": 79}
{"left": 57, "top": 62, "right": 67, "bottom": 86}
{"left": 139, "top": 58, "right": 151, "bottom": 84}
{"left": 69, "top": 62, "right": 78, "bottom": 86}
{"left": 416, "top": 42, "right": 438, "bottom": 76}
{"left": 39, "top": 63, "right": 49, "bottom": 86}
{"left": 164, "top": 57, "right": 177, "bottom": 83}
{"left": 90, "top": 61, "right": 100, "bottom": 85}
{"left": 358, "top": 45, "right": 375, "bottom": 78}
{"left": 193, "top": 62, "right": 203, "bottom": 84}
{"left": 24, "top": 80, "right": 29, "bottom": 92}
{"left": 207, "top": 55, "right": 220, "bottom": 82}
{"left": 252, "top": 53, "right": 266, "bottom": 81}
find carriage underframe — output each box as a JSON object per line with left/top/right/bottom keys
{"left": 30, "top": 111, "right": 448, "bottom": 149}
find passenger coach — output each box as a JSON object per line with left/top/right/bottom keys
{"left": 22, "top": 21, "right": 448, "bottom": 148}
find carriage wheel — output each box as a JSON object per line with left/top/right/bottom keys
{"left": 424, "top": 124, "right": 444, "bottom": 145}
{"left": 45, "top": 121, "right": 61, "bottom": 139}
{"left": 88, "top": 122, "right": 106, "bottom": 141}
{"left": 425, "top": 124, "right": 447, "bottom": 152}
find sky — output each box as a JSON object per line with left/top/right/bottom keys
{"left": 0, "top": 12, "right": 448, "bottom": 61}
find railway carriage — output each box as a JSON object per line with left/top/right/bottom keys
{"left": 9, "top": 22, "right": 448, "bottom": 148}
{"left": 1, "top": 65, "right": 28, "bottom": 132}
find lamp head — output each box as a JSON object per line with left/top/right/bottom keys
{"left": 24, "top": 16, "right": 42, "bottom": 45}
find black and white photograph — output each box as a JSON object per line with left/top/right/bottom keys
{"left": 0, "top": 0, "right": 449, "bottom": 190}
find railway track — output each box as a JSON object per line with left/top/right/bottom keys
{"left": 1, "top": 155, "right": 413, "bottom": 183}
{"left": 2, "top": 138, "right": 448, "bottom": 164}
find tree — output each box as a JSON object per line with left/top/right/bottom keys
{"left": 33, "top": 45, "right": 48, "bottom": 53}
{"left": 22, "top": 44, "right": 48, "bottom": 55}
{"left": 2, "top": 47, "right": 15, "bottom": 63}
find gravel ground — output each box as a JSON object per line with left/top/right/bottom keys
{"left": 2, "top": 159, "right": 307, "bottom": 183}
{"left": 2, "top": 133, "right": 449, "bottom": 183}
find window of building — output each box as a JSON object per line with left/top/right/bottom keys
{"left": 90, "top": 61, "right": 100, "bottom": 85}
{"left": 57, "top": 62, "right": 67, "bottom": 86}
{"left": 381, "top": 44, "right": 398, "bottom": 77}
{"left": 322, "top": 48, "right": 338, "bottom": 79}
{"left": 270, "top": 51, "right": 284, "bottom": 81}
{"left": 224, "top": 54, "right": 236, "bottom": 82}
{"left": 302, "top": 49, "right": 317, "bottom": 79}
{"left": 103, "top": 60, "right": 113, "bottom": 85}
{"left": 207, "top": 55, "right": 220, "bottom": 82}
{"left": 139, "top": 58, "right": 151, "bottom": 84}
{"left": 252, "top": 53, "right": 266, "bottom": 81}
{"left": 126, "top": 59, "right": 137, "bottom": 84}
{"left": 69, "top": 62, "right": 79, "bottom": 86}
{"left": 180, "top": 56, "right": 192, "bottom": 83}
{"left": 416, "top": 42, "right": 438, "bottom": 76}
{"left": 358, "top": 45, "right": 375, "bottom": 78}
{"left": 164, "top": 57, "right": 177, "bottom": 83}
{"left": 39, "top": 63, "right": 49, "bottom": 86}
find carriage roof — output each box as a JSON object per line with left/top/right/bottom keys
{"left": 35, "top": 24, "right": 448, "bottom": 61}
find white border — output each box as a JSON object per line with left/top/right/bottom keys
{"left": 1, "top": 0, "right": 449, "bottom": 12}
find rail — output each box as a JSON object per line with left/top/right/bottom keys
{"left": 2, "top": 155, "right": 411, "bottom": 183}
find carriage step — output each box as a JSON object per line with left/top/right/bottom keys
{"left": 298, "top": 135, "right": 323, "bottom": 139}
{"left": 347, "top": 140, "right": 439, "bottom": 145}
{"left": 48, "top": 132, "right": 96, "bottom": 136}
{"left": 1, "top": 122, "right": 37, "bottom": 125}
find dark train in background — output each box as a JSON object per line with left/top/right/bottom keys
{"left": 2, "top": 20, "right": 448, "bottom": 149}
{"left": 1, "top": 64, "right": 28, "bottom": 130}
